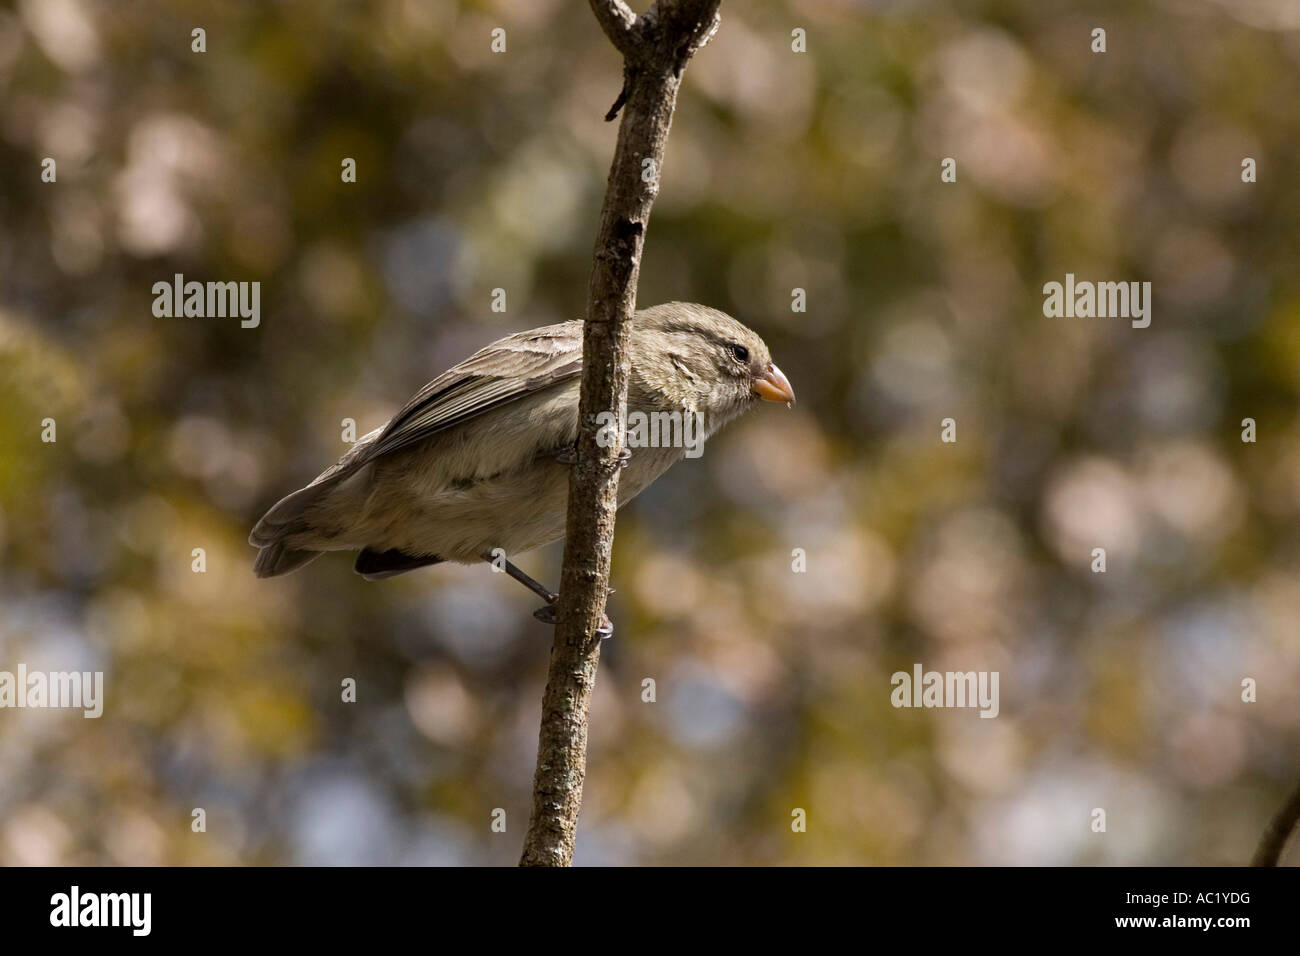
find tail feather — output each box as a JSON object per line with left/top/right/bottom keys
{"left": 249, "top": 482, "right": 330, "bottom": 547}
{"left": 253, "top": 541, "right": 323, "bottom": 578}
{"left": 251, "top": 456, "right": 373, "bottom": 578}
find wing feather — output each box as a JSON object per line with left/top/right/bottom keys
{"left": 362, "top": 320, "right": 583, "bottom": 463}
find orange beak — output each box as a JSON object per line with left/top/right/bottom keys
{"left": 752, "top": 362, "right": 795, "bottom": 404}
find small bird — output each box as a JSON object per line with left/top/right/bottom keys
{"left": 249, "top": 301, "right": 794, "bottom": 631}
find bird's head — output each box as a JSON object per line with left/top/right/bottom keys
{"left": 630, "top": 302, "right": 795, "bottom": 432}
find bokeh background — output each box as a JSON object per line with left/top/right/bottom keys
{"left": 2, "top": 0, "right": 1299, "bottom": 865}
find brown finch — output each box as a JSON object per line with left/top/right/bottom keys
{"left": 249, "top": 302, "right": 794, "bottom": 625}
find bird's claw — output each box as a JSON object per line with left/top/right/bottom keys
{"left": 532, "top": 604, "right": 614, "bottom": 639}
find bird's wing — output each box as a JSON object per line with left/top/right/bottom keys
{"left": 249, "top": 321, "right": 584, "bottom": 549}
{"left": 359, "top": 320, "right": 584, "bottom": 464}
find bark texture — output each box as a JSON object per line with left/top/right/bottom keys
{"left": 1252, "top": 776, "right": 1300, "bottom": 866}
{"left": 518, "top": 0, "right": 723, "bottom": 867}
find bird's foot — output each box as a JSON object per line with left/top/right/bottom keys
{"left": 532, "top": 589, "right": 616, "bottom": 638}
{"left": 499, "top": 555, "right": 613, "bottom": 637}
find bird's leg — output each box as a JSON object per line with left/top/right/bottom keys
{"left": 499, "top": 558, "right": 558, "bottom": 604}
{"left": 493, "top": 557, "right": 614, "bottom": 638}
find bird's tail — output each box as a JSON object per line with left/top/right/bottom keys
{"left": 251, "top": 450, "right": 376, "bottom": 577}
{"left": 252, "top": 540, "right": 322, "bottom": 578}
{"left": 249, "top": 480, "right": 339, "bottom": 577}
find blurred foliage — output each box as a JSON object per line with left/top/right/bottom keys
{"left": 1, "top": 0, "right": 1299, "bottom": 865}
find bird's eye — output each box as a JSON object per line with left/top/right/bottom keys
{"left": 729, "top": 344, "right": 749, "bottom": 363}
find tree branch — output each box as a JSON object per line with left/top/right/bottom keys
{"left": 1252, "top": 775, "right": 1300, "bottom": 866}
{"left": 518, "top": 0, "right": 724, "bottom": 867}
{"left": 588, "top": 0, "right": 640, "bottom": 57}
